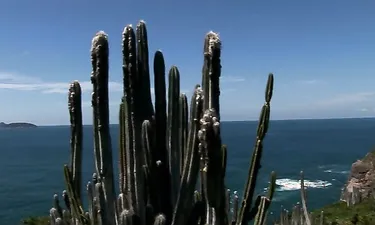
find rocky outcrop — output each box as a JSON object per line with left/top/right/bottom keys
{"left": 340, "top": 151, "right": 375, "bottom": 205}
{"left": 0, "top": 122, "right": 37, "bottom": 128}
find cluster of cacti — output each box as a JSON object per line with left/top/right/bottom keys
{"left": 48, "top": 20, "right": 277, "bottom": 225}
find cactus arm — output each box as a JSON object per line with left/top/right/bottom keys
{"left": 231, "top": 192, "right": 239, "bottom": 225}
{"left": 136, "top": 20, "right": 154, "bottom": 121}
{"left": 300, "top": 171, "right": 312, "bottom": 225}
{"left": 119, "top": 102, "right": 127, "bottom": 194}
{"left": 167, "top": 66, "right": 181, "bottom": 207}
{"left": 141, "top": 119, "right": 154, "bottom": 206}
{"left": 247, "top": 172, "right": 276, "bottom": 223}
{"left": 90, "top": 38, "right": 101, "bottom": 180}
{"left": 237, "top": 74, "right": 274, "bottom": 225}
{"left": 87, "top": 181, "right": 94, "bottom": 222}
{"left": 267, "top": 171, "right": 277, "bottom": 201}
{"left": 198, "top": 109, "right": 224, "bottom": 225}
{"left": 152, "top": 50, "right": 172, "bottom": 219}
{"left": 253, "top": 196, "right": 271, "bottom": 225}
{"left": 122, "top": 25, "right": 146, "bottom": 222}
{"left": 219, "top": 145, "right": 229, "bottom": 225}
{"left": 179, "top": 93, "right": 188, "bottom": 175}
{"left": 201, "top": 32, "right": 221, "bottom": 118}
{"left": 95, "top": 182, "right": 109, "bottom": 225}
{"left": 91, "top": 31, "right": 117, "bottom": 224}
{"left": 63, "top": 81, "right": 87, "bottom": 224}
{"left": 171, "top": 86, "right": 203, "bottom": 225}
{"left": 141, "top": 120, "right": 153, "bottom": 170}
{"left": 63, "top": 165, "right": 87, "bottom": 224}
{"left": 199, "top": 31, "right": 227, "bottom": 225}
{"left": 68, "top": 81, "right": 83, "bottom": 202}
{"left": 52, "top": 194, "right": 63, "bottom": 218}
{"left": 62, "top": 190, "right": 70, "bottom": 212}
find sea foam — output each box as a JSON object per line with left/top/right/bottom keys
{"left": 270, "top": 178, "right": 332, "bottom": 192}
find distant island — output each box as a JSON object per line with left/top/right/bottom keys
{"left": 0, "top": 122, "right": 37, "bottom": 128}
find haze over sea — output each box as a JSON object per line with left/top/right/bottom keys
{"left": 1, "top": 118, "right": 375, "bottom": 224}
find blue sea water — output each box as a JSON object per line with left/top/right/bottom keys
{"left": 1, "top": 118, "right": 375, "bottom": 224}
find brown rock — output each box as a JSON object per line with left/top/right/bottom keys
{"left": 340, "top": 151, "right": 375, "bottom": 203}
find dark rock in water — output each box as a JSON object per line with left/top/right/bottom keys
{"left": 0, "top": 122, "right": 37, "bottom": 128}
{"left": 340, "top": 151, "right": 375, "bottom": 205}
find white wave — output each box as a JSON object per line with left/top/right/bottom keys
{"left": 272, "top": 178, "right": 332, "bottom": 192}
{"left": 323, "top": 169, "right": 349, "bottom": 174}
{"left": 318, "top": 164, "right": 349, "bottom": 174}
{"left": 318, "top": 165, "right": 328, "bottom": 169}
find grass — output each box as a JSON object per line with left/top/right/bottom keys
{"left": 21, "top": 216, "right": 49, "bottom": 225}
{"left": 310, "top": 199, "right": 375, "bottom": 225}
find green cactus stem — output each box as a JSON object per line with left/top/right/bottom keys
{"left": 167, "top": 66, "right": 181, "bottom": 208}
{"left": 152, "top": 50, "right": 172, "bottom": 219}
{"left": 201, "top": 31, "right": 222, "bottom": 117}
{"left": 68, "top": 81, "right": 83, "bottom": 201}
{"left": 91, "top": 31, "right": 117, "bottom": 225}
{"left": 171, "top": 86, "right": 203, "bottom": 225}
{"left": 122, "top": 24, "right": 146, "bottom": 223}
{"left": 236, "top": 73, "right": 275, "bottom": 225}
{"left": 179, "top": 93, "right": 188, "bottom": 175}
{"left": 136, "top": 20, "right": 154, "bottom": 122}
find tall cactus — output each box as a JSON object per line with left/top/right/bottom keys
{"left": 48, "top": 20, "right": 276, "bottom": 225}
{"left": 90, "top": 31, "right": 117, "bottom": 225}
{"left": 68, "top": 81, "right": 83, "bottom": 202}
{"left": 236, "top": 74, "right": 275, "bottom": 225}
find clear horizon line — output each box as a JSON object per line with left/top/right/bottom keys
{"left": 33, "top": 116, "right": 375, "bottom": 127}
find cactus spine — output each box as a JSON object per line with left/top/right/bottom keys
{"left": 49, "top": 20, "right": 276, "bottom": 225}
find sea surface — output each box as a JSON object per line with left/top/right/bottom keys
{"left": 2, "top": 118, "right": 375, "bottom": 224}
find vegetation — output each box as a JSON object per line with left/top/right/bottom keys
{"left": 18, "top": 20, "right": 375, "bottom": 225}
{"left": 21, "top": 199, "right": 375, "bottom": 225}
{"left": 21, "top": 216, "right": 49, "bottom": 225}
{"left": 310, "top": 199, "right": 375, "bottom": 225}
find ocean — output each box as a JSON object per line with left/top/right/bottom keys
{"left": 1, "top": 118, "right": 375, "bottom": 224}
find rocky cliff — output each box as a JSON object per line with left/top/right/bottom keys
{"left": 340, "top": 151, "right": 375, "bottom": 205}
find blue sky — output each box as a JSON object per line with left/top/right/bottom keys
{"left": 0, "top": 0, "right": 374, "bottom": 125}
